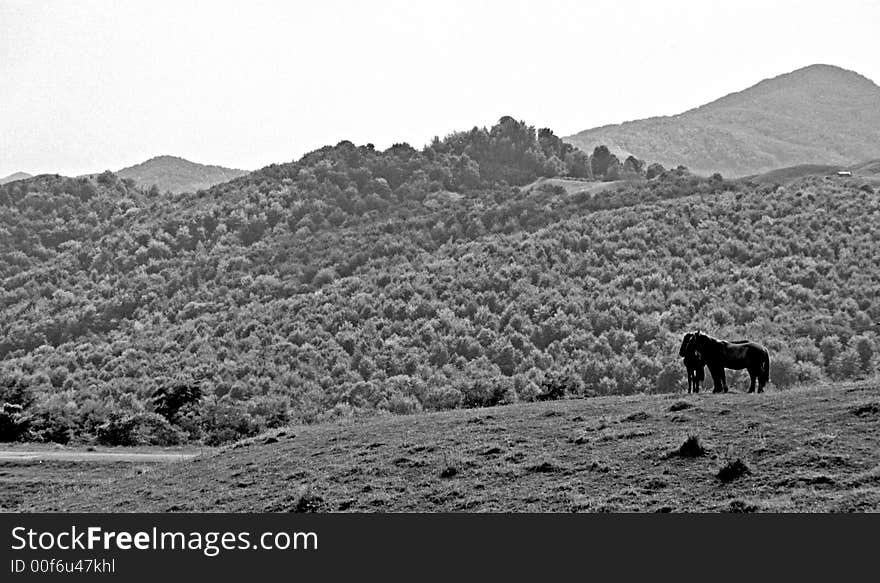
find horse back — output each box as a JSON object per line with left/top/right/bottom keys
{"left": 719, "top": 340, "right": 768, "bottom": 369}
{"left": 723, "top": 340, "right": 766, "bottom": 351}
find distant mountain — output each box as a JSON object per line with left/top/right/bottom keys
{"left": 116, "top": 155, "right": 247, "bottom": 194}
{"left": 565, "top": 64, "right": 880, "bottom": 177}
{"left": 853, "top": 158, "right": 880, "bottom": 176}
{"left": 0, "top": 172, "right": 32, "bottom": 185}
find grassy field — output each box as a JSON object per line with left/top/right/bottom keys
{"left": 0, "top": 445, "right": 203, "bottom": 511}
{"left": 10, "top": 378, "right": 880, "bottom": 512}
{"left": 746, "top": 164, "right": 843, "bottom": 184}
{"left": 519, "top": 177, "right": 625, "bottom": 196}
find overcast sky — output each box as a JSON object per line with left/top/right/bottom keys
{"left": 2, "top": 0, "right": 879, "bottom": 178}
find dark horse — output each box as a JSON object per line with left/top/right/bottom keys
{"left": 679, "top": 331, "right": 770, "bottom": 393}
{"left": 682, "top": 348, "right": 705, "bottom": 393}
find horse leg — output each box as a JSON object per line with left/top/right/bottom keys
{"left": 758, "top": 354, "right": 768, "bottom": 393}
{"left": 716, "top": 372, "right": 724, "bottom": 393}
{"left": 709, "top": 367, "right": 724, "bottom": 393}
{"left": 721, "top": 370, "right": 729, "bottom": 393}
{"left": 748, "top": 371, "right": 756, "bottom": 393}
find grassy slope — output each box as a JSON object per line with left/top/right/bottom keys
{"left": 519, "top": 177, "right": 625, "bottom": 196}
{"left": 746, "top": 160, "right": 880, "bottom": 185}
{"left": 26, "top": 379, "right": 880, "bottom": 512}
{"left": 746, "top": 164, "right": 843, "bottom": 184}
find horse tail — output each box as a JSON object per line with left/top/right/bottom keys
{"left": 759, "top": 350, "right": 770, "bottom": 386}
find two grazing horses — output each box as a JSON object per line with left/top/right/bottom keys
{"left": 679, "top": 331, "right": 770, "bottom": 393}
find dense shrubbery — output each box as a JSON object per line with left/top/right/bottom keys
{"left": 1, "top": 118, "right": 878, "bottom": 444}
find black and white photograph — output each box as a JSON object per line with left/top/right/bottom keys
{"left": 2, "top": 0, "right": 880, "bottom": 531}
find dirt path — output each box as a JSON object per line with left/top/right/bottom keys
{"left": 0, "top": 450, "right": 198, "bottom": 463}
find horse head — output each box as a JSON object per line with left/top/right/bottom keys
{"left": 678, "top": 332, "right": 694, "bottom": 357}
{"left": 682, "top": 330, "right": 706, "bottom": 358}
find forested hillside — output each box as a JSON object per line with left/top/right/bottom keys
{"left": 1, "top": 118, "right": 877, "bottom": 446}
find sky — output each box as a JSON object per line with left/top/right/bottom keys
{"left": 2, "top": 0, "right": 880, "bottom": 178}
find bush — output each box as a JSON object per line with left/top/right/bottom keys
{"left": 769, "top": 354, "right": 797, "bottom": 389}
{"left": 509, "top": 373, "right": 539, "bottom": 402}
{"left": 386, "top": 394, "right": 422, "bottom": 415}
{"left": 96, "top": 412, "right": 183, "bottom": 446}
{"left": 312, "top": 267, "right": 337, "bottom": 288}
{"left": 247, "top": 395, "right": 291, "bottom": 429}
{"left": 152, "top": 382, "right": 202, "bottom": 423}
{"left": 819, "top": 335, "right": 842, "bottom": 369}
{"left": 0, "top": 376, "right": 33, "bottom": 408}
{"left": 655, "top": 361, "right": 685, "bottom": 393}
{"left": 538, "top": 370, "right": 584, "bottom": 399}
{"left": 423, "top": 386, "right": 461, "bottom": 411}
{"left": 794, "top": 361, "right": 824, "bottom": 385}
{"left": 0, "top": 403, "right": 29, "bottom": 442}
{"left": 830, "top": 349, "right": 861, "bottom": 380}
{"left": 198, "top": 397, "right": 260, "bottom": 445}
{"left": 27, "top": 407, "right": 77, "bottom": 444}
{"left": 646, "top": 163, "right": 665, "bottom": 179}
{"left": 385, "top": 375, "right": 427, "bottom": 404}
{"left": 852, "top": 335, "right": 875, "bottom": 373}
{"left": 460, "top": 378, "right": 510, "bottom": 408}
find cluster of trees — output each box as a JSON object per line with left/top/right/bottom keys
{"left": 1, "top": 118, "right": 877, "bottom": 445}
{"left": 424, "top": 118, "right": 644, "bottom": 184}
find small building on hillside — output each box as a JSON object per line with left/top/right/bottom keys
{"left": 837, "top": 170, "right": 852, "bottom": 177}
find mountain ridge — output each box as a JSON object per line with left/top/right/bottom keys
{"left": 565, "top": 64, "right": 880, "bottom": 177}
{"left": 0, "top": 172, "right": 33, "bottom": 185}
{"left": 116, "top": 155, "right": 248, "bottom": 194}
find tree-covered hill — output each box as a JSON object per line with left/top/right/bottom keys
{"left": 1, "top": 118, "right": 877, "bottom": 446}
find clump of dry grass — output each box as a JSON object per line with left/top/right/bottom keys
{"left": 439, "top": 466, "right": 458, "bottom": 478}
{"left": 293, "top": 485, "right": 324, "bottom": 512}
{"left": 850, "top": 402, "right": 880, "bottom": 417}
{"left": 668, "top": 401, "right": 693, "bottom": 412}
{"left": 668, "top": 434, "right": 706, "bottom": 458}
{"left": 725, "top": 499, "right": 758, "bottom": 513}
{"left": 526, "top": 460, "right": 561, "bottom": 473}
{"left": 439, "top": 449, "right": 459, "bottom": 478}
{"left": 717, "top": 459, "right": 751, "bottom": 483}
